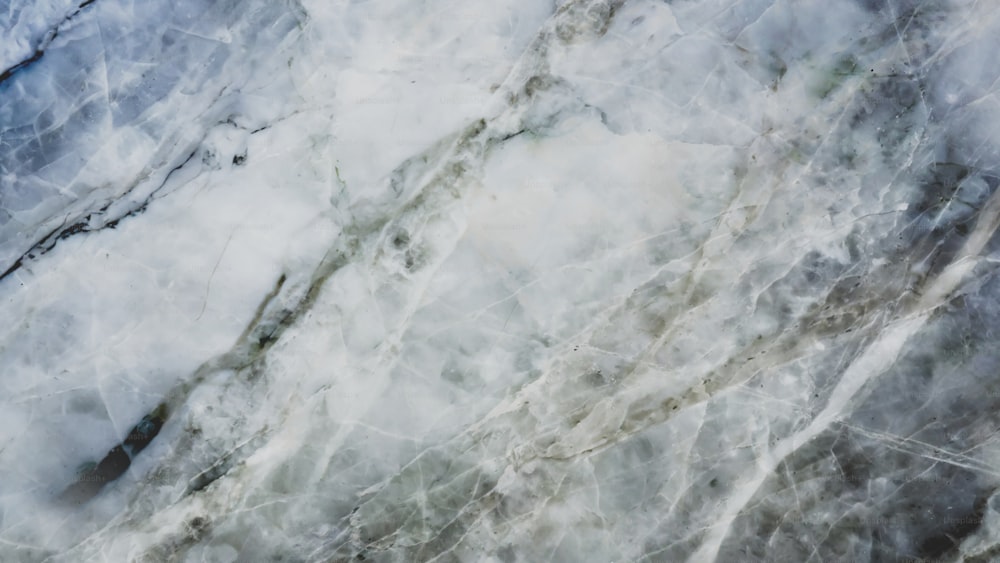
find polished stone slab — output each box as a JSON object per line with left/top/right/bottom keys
{"left": 1, "top": 0, "right": 1000, "bottom": 561}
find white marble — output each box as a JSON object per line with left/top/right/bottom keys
{"left": 3, "top": 0, "right": 1000, "bottom": 561}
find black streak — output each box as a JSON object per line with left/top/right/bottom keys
{"left": 59, "top": 403, "right": 168, "bottom": 505}
{"left": 0, "top": 148, "right": 198, "bottom": 285}
{"left": 0, "top": 0, "right": 101, "bottom": 87}
{"left": 0, "top": 50, "right": 45, "bottom": 86}
{"left": 498, "top": 129, "right": 526, "bottom": 142}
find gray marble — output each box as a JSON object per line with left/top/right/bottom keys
{"left": 1, "top": 0, "right": 999, "bottom": 561}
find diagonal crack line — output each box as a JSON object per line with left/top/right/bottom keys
{"left": 110, "top": 119, "right": 493, "bottom": 512}
{"left": 0, "top": 0, "right": 101, "bottom": 86}
{"left": 54, "top": 0, "right": 565, "bottom": 508}
{"left": 0, "top": 90, "right": 290, "bottom": 285}
{"left": 0, "top": 147, "right": 199, "bottom": 284}
{"left": 838, "top": 422, "right": 1000, "bottom": 478}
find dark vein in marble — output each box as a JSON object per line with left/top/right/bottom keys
{"left": 0, "top": 148, "right": 198, "bottom": 283}
{"left": 0, "top": 0, "right": 99, "bottom": 87}
{"left": 53, "top": 118, "right": 497, "bottom": 511}
{"left": 0, "top": 110, "right": 281, "bottom": 285}
{"left": 59, "top": 403, "right": 167, "bottom": 505}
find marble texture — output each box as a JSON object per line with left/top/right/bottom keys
{"left": 2, "top": 0, "right": 1000, "bottom": 561}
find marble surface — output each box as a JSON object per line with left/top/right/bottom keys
{"left": 2, "top": 0, "right": 1000, "bottom": 561}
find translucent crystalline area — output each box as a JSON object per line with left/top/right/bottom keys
{"left": 3, "top": 0, "right": 1000, "bottom": 561}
